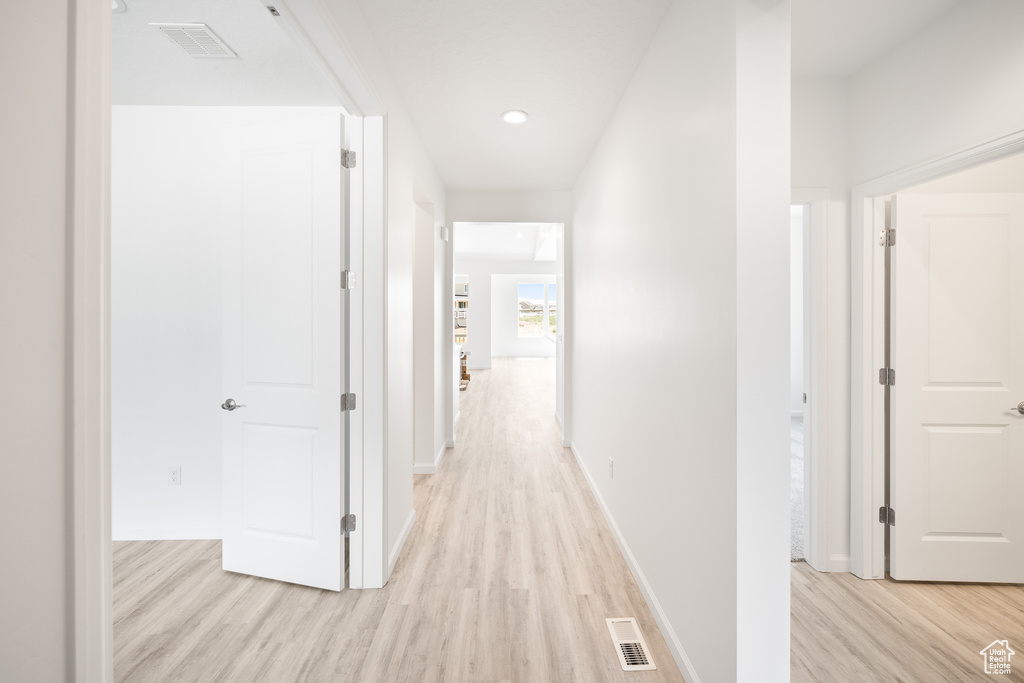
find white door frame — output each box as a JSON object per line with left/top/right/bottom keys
{"left": 68, "top": 0, "right": 390, "bottom": 679}
{"left": 850, "top": 128, "right": 1024, "bottom": 579}
{"left": 791, "top": 189, "right": 830, "bottom": 571}
{"left": 444, "top": 219, "right": 573, "bottom": 448}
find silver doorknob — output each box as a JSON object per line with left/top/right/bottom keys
{"left": 221, "top": 398, "right": 246, "bottom": 411}
{"left": 1013, "top": 402, "right": 1024, "bottom": 415}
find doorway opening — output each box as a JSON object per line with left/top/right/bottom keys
{"left": 450, "top": 222, "right": 566, "bottom": 437}
{"left": 792, "top": 141, "right": 1024, "bottom": 681}
{"left": 882, "top": 151, "right": 1024, "bottom": 582}
{"left": 852, "top": 133, "right": 1024, "bottom": 581}
{"left": 789, "top": 189, "right": 830, "bottom": 571}
{"left": 109, "top": 0, "right": 357, "bottom": 673}
{"left": 789, "top": 204, "right": 807, "bottom": 562}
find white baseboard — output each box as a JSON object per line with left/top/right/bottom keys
{"left": 113, "top": 526, "right": 221, "bottom": 541}
{"left": 454, "top": 409, "right": 461, "bottom": 430}
{"left": 790, "top": 410, "right": 804, "bottom": 418}
{"left": 413, "top": 442, "right": 448, "bottom": 474}
{"left": 555, "top": 410, "right": 562, "bottom": 428}
{"left": 387, "top": 508, "right": 416, "bottom": 579}
{"left": 829, "top": 553, "right": 852, "bottom": 573}
{"left": 569, "top": 442, "right": 702, "bottom": 683}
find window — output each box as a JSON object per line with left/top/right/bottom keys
{"left": 547, "top": 283, "right": 557, "bottom": 339}
{"left": 518, "top": 283, "right": 545, "bottom": 337}
{"left": 454, "top": 280, "right": 469, "bottom": 344}
{"left": 518, "top": 282, "right": 556, "bottom": 339}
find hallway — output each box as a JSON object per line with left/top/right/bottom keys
{"left": 113, "top": 358, "right": 685, "bottom": 682}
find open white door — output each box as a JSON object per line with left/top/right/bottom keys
{"left": 890, "top": 193, "right": 1024, "bottom": 582}
{"left": 221, "top": 113, "right": 345, "bottom": 591}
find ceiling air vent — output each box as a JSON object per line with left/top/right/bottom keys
{"left": 150, "top": 23, "right": 237, "bottom": 58}
{"left": 606, "top": 617, "right": 657, "bottom": 672}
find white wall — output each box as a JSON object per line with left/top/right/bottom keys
{"left": 412, "top": 200, "right": 449, "bottom": 473}
{"left": 447, "top": 192, "right": 572, "bottom": 434}
{"left": 452, "top": 259, "right": 559, "bottom": 368}
{"left": 447, "top": 191, "right": 572, "bottom": 225}
{"left": 790, "top": 0, "right": 1024, "bottom": 576}
{"left": 413, "top": 203, "right": 433, "bottom": 473}
{"left": 490, "top": 274, "right": 557, "bottom": 359}
{"left": 790, "top": 206, "right": 804, "bottom": 414}
{"left": 734, "top": 4, "right": 791, "bottom": 678}
{"left": 791, "top": 76, "right": 852, "bottom": 570}
{"left": 849, "top": 0, "right": 1024, "bottom": 187}
{"left": 0, "top": 1, "right": 69, "bottom": 678}
{"left": 571, "top": 2, "right": 790, "bottom": 680}
{"left": 906, "top": 150, "right": 1024, "bottom": 193}
{"left": 110, "top": 106, "right": 343, "bottom": 540}
{"left": 314, "top": 0, "right": 447, "bottom": 575}
{"left": 434, "top": 209, "right": 448, "bottom": 456}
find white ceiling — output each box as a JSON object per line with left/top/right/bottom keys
{"left": 358, "top": 0, "right": 963, "bottom": 191}
{"left": 454, "top": 223, "right": 558, "bottom": 262}
{"left": 791, "top": 0, "right": 961, "bottom": 77}
{"left": 111, "top": 0, "right": 966, "bottom": 185}
{"left": 112, "top": 0, "right": 338, "bottom": 105}
{"left": 356, "top": 0, "right": 674, "bottom": 191}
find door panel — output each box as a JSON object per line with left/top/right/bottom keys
{"left": 222, "top": 114, "right": 345, "bottom": 591}
{"left": 890, "top": 193, "right": 1024, "bottom": 582}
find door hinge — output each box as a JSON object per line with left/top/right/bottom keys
{"left": 342, "top": 514, "right": 357, "bottom": 533}
{"left": 341, "top": 270, "right": 356, "bottom": 290}
{"left": 878, "top": 368, "right": 895, "bottom": 386}
{"left": 341, "top": 393, "right": 357, "bottom": 411}
{"left": 879, "top": 506, "right": 895, "bottom": 526}
{"left": 341, "top": 149, "right": 357, "bottom": 169}
{"left": 878, "top": 228, "right": 895, "bottom": 247}
{"left": 802, "top": 392, "right": 807, "bottom": 404}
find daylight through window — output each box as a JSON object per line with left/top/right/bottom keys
{"left": 518, "top": 283, "right": 556, "bottom": 339}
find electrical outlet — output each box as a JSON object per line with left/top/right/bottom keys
{"left": 609, "top": 457, "right": 614, "bottom": 479}
{"left": 168, "top": 466, "right": 181, "bottom": 486}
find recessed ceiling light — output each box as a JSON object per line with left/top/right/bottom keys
{"left": 112, "top": 0, "right": 127, "bottom": 12}
{"left": 502, "top": 110, "right": 528, "bottom": 124}
{"left": 516, "top": 232, "right": 524, "bottom": 238}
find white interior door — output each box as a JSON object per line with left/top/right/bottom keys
{"left": 222, "top": 113, "right": 345, "bottom": 591}
{"left": 890, "top": 193, "right": 1024, "bottom": 582}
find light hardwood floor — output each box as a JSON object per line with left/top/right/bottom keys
{"left": 114, "top": 358, "right": 687, "bottom": 682}
{"left": 114, "top": 357, "right": 1024, "bottom": 682}
{"left": 792, "top": 561, "right": 1024, "bottom": 681}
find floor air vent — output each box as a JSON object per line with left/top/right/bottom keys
{"left": 150, "top": 23, "right": 237, "bottom": 58}
{"left": 606, "top": 617, "right": 657, "bottom": 671}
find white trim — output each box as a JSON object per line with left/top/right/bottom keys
{"left": 271, "top": 0, "right": 383, "bottom": 115}
{"left": 72, "top": 4, "right": 392, "bottom": 678}
{"left": 562, "top": 220, "right": 573, "bottom": 446}
{"left": 112, "top": 527, "right": 221, "bottom": 541}
{"left": 413, "top": 443, "right": 448, "bottom": 474}
{"left": 791, "top": 189, "right": 830, "bottom": 573}
{"left": 828, "top": 554, "right": 852, "bottom": 573}
{"left": 69, "top": 0, "right": 113, "bottom": 680}
{"left": 850, "top": 127, "right": 1024, "bottom": 579}
{"left": 570, "top": 442, "right": 701, "bottom": 683}
{"left": 387, "top": 509, "right": 416, "bottom": 578}
{"left": 271, "top": 0, "right": 389, "bottom": 592}
{"left": 344, "top": 115, "right": 365, "bottom": 589}
{"left": 357, "top": 115, "right": 388, "bottom": 589}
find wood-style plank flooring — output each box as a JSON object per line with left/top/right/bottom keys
{"left": 114, "top": 357, "right": 1024, "bottom": 682}
{"left": 114, "top": 358, "right": 687, "bottom": 682}
{"left": 792, "top": 561, "right": 1024, "bottom": 681}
